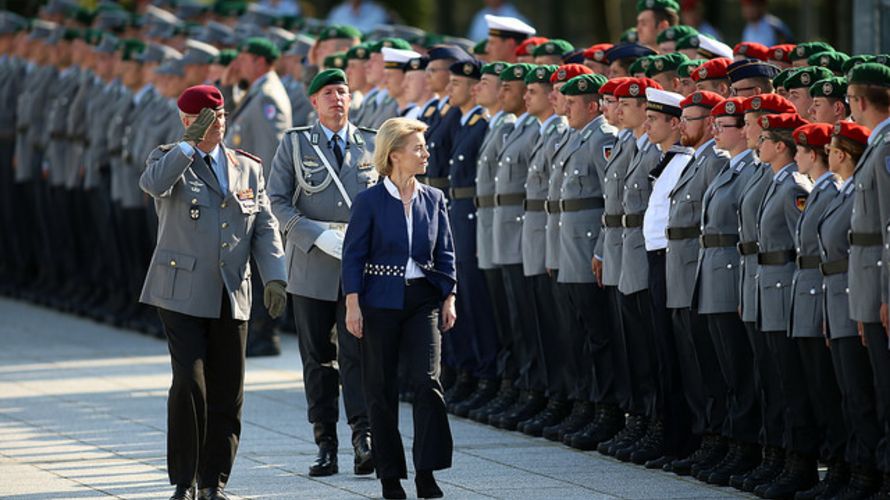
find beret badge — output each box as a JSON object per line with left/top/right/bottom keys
{"left": 578, "top": 79, "right": 589, "bottom": 91}
{"left": 752, "top": 96, "right": 762, "bottom": 110}
{"left": 834, "top": 122, "right": 842, "bottom": 135}
{"left": 823, "top": 82, "right": 833, "bottom": 95}
{"left": 725, "top": 101, "right": 736, "bottom": 114}
{"left": 692, "top": 92, "right": 703, "bottom": 104}
{"left": 698, "top": 67, "right": 708, "bottom": 79}
{"left": 629, "top": 83, "right": 641, "bottom": 96}
{"left": 513, "top": 66, "right": 523, "bottom": 78}
{"left": 800, "top": 72, "right": 811, "bottom": 85}
{"left": 760, "top": 115, "right": 770, "bottom": 128}
{"left": 463, "top": 62, "right": 473, "bottom": 75}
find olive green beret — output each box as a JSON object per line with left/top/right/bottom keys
{"left": 678, "top": 58, "right": 708, "bottom": 78}
{"left": 808, "top": 77, "right": 847, "bottom": 99}
{"left": 656, "top": 25, "right": 698, "bottom": 45}
{"left": 346, "top": 43, "right": 371, "bottom": 61}
{"left": 317, "top": 24, "right": 362, "bottom": 41}
{"left": 848, "top": 62, "right": 890, "bottom": 88}
{"left": 875, "top": 54, "right": 890, "bottom": 67}
{"left": 636, "top": 0, "right": 680, "bottom": 13}
{"left": 808, "top": 51, "right": 850, "bottom": 74}
{"left": 783, "top": 66, "right": 834, "bottom": 90}
{"left": 473, "top": 40, "right": 487, "bottom": 55}
{"left": 628, "top": 55, "right": 654, "bottom": 76}
{"left": 531, "top": 39, "right": 574, "bottom": 58}
{"left": 560, "top": 73, "right": 608, "bottom": 95}
{"left": 120, "top": 38, "right": 146, "bottom": 62}
{"left": 772, "top": 67, "right": 795, "bottom": 89}
{"left": 481, "top": 61, "right": 508, "bottom": 76}
{"left": 308, "top": 68, "right": 348, "bottom": 95}
{"left": 842, "top": 55, "right": 875, "bottom": 75}
{"left": 792, "top": 42, "right": 834, "bottom": 61}
{"left": 369, "top": 38, "right": 411, "bottom": 53}
{"left": 525, "top": 64, "right": 557, "bottom": 84}
{"left": 215, "top": 48, "right": 238, "bottom": 66}
{"left": 239, "top": 37, "right": 280, "bottom": 61}
{"left": 675, "top": 33, "right": 700, "bottom": 51}
{"left": 500, "top": 63, "right": 535, "bottom": 82}
{"left": 324, "top": 51, "right": 347, "bottom": 70}
{"left": 619, "top": 28, "right": 639, "bottom": 44}
{"left": 645, "top": 52, "right": 690, "bottom": 77}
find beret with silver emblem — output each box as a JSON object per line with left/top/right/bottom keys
{"left": 678, "top": 58, "right": 708, "bottom": 78}
{"left": 680, "top": 90, "right": 724, "bottom": 110}
{"left": 515, "top": 36, "right": 550, "bottom": 57}
{"left": 323, "top": 52, "right": 347, "bottom": 70}
{"left": 481, "top": 61, "right": 509, "bottom": 76}
{"left": 733, "top": 42, "right": 770, "bottom": 61}
{"left": 644, "top": 52, "right": 690, "bottom": 78}
{"left": 525, "top": 64, "right": 557, "bottom": 84}
{"left": 792, "top": 41, "right": 835, "bottom": 61}
{"left": 807, "top": 50, "right": 850, "bottom": 75}
{"left": 769, "top": 44, "right": 796, "bottom": 63}
{"left": 614, "top": 77, "right": 663, "bottom": 98}
{"left": 499, "top": 62, "right": 535, "bottom": 82}
{"left": 691, "top": 57, "right": 731, "bottom": 82}
{"left": 636, "top": 0, "right": 680, "bottom": 13}
{"left": 307, "top": 68, "right": 349, "bottom": 95}
{"left": 772, "top": 67, "right": 795, "bottom": 89}
{"left": 370, "top": 37, "right": 412, "bottom": 53}
{"left": 759, "top": 112, "right": 809, "bottom": 132}
{"left": 450, "top": 59, "right": 482, "bottom": 79}
{"left": 531, "top": 39, "right": 574, "bottom": 57}
{"left": 709, "top": 97, "right": 746, "bottom": 118}
{"left": 119, "top": 38, "right": 146, "bottom": 61}
{"left": 620, "top": 28, "right": 639, "bottom": 44}
{"left": 783, "top": 66, "right": 834, "bottom": 90}
{"left": 808, "top": 76, "right": 847, "bottom": 98}
{"left": 550, "top": 63, "right": 593, "bottom": 84}
{"left": 792, "top": 123, "right": 832, "bottom": 148}
{"left": 317, "top": 24, "right": 362, "bottom": 41}
{"left": 628, "top": 55, "right": 654, "bottom": 76}
{"left": 656, "top": 25, "right": 698, "bottom": 45}
{"left": 560, "top": 73, "right": 608, "bottom": 96}
{"left": 583, "top": 43, "right": 614, "bottom": 63}
{"left": 675, "top": 33, "right": 700, "bottom": 51}
{"left": 832, "top": 120, "right": 871, "bottom": 146}
{"left": 346, "top": 43, "right": 370, "bottom": 61}
{"left": 742, "top": 93, "right": 795, "bottom": 114}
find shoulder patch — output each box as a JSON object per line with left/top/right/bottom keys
{"left": 423, "top": 105, "right": 435, "bottom": 118}
{"left": 263, "top": 103, "right": 278, "bottom": 121}
{"left": 235, "top": 149, "right": 262, "bottom": 163}
{"left": 795, "top": 194, "right": 807, "bottom": 211}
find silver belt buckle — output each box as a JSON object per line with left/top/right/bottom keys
{"left": 327, "top": 222, "right": 347, "bottom": 232}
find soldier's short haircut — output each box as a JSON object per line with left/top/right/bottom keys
{"left": 849, "top": 83, "right": 890, "bottom": 110}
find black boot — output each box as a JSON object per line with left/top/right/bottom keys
{"left": 705, "top": 441, "right": 761, "bottom": 486}
{"left": 494, "top": 390, "right": 547, "bottom": 430}
{"left": 170, "top": 484, "right": 195, "bottom": 500}
{"left": 597, "top": 413, "right": 646, "bottom": 456}
{"left": 453, "top": 378, "right": 500, "bottom": 417}
{"left": 628, "top": 419, "right": 665, "bottom": 465}
{"left": 444, "top": 370, "right": 477, "bottom": 408}
{"left": 469, "top": 380, "right": 517, "bottom": 422}
{"left": 669, "top": 434, "right": 724, "bottom": 476}
{"left": 693, "top": 440, "right": 738, "bottom": 481}
{"left": 569, "top": 404, "right": 625, "bottom": 451}
{"left": 832, "top": 467, "right": 881, "bottom": 500}
{"left": 520, "top": 398, "right": 572, "bottom": 437}
{"left": 732, "top": 445, "right": 783, "bottom": 491}
{"left": 544, "top": 400, "right": 596, "bottom": 442}
{"left": 352, "top": 431, "right": 374, "bottom": 475}
{"left": 381, "top": 478, "right": 406, "bottom": 499}
{"left": 613, "top": 418, "right": 654, "bottom": 462}
{"left": 794, "top": 458, "right": 848, "bottom": 500}
{"left": 309, "top": 423, "right": 338, "bottom": 477}
{"left": 759, "top": 452, "right": 818, "bottom": 499}
{"left": 415, "top": 470, "right": 443, "bottom": 499}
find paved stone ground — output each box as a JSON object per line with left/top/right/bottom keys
{"left": 0, "top": 298, "right": 748, "bottom": 499}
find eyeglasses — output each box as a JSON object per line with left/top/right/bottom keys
{"left": 680, "top": 116, "right": 709, "bottom": 124}
{"left": 713, "top": 122, "right": 742, "bottom": 131}
{"left": 730, "top": 85, "right": 758, "bottom": 96}
{"left": 757, "top": 135, "right": 774, "bottom": 144}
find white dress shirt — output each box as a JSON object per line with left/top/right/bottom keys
{"left": 644, "top": 147, "right": 694, "bottom": 251}
{"left": 383, "top": 177, "right": 425, "bottom": 279}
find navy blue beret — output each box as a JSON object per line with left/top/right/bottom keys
{"left": 562, "top": 49, "right": 585, "bottom": 65}
{"left": 604, "top": 42, "right": 656, "bottom": 64}
{"left": 450, "top": 59, "right": 482, "bottom": 79}
{"left": 727, "top": 58, "right": 781, "bottom": 83}
{"left": 428, "top": 44, "right": 471, "bottom": 62}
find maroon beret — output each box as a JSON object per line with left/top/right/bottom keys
{"left": 177, "top": 85, "right": 224, "bottom": 114}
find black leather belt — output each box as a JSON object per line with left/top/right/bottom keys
{"left": 405, "top": 277, "right": 428, "bottom": 286}
{"left": 474, "top": 195, "right": 495, "bottom": 208}
{"left": 602, "top": 213, "right": 624, "bottom": 228}
{"left": 544, "top": 200, "right": 561, "bottom": 214}
{"left": 426, "top": 176, "right": 450, "bottom": 189}
{"left": 796, "top": 255, "right": 821, "bottom": 270}
{"left": 758, "top": 249, "right": 796, "bottom": 265}
{"left": 737, "top": 241, "right": 759, "bottom": 256}
{"left": 560, "top": 197, "right": 605, "bottom": 213}
{"left": 666, "top": 226, "right": 701, "bottom": 240}
{"left": 820, "top": 258, "right": 848, "bottom": 276}
{"left": 848, "top": 232, "right": 882, "bottom": 246}
{"left": 449, "top": 186, "right": 476, "bottom": 200}
{"left": 523, "top": 199, "right": 545, "bottom": 212}
{"left": 493, "top": 193, "right": 526, "bottom": 206}
{"left": 622, "top": 213, "right": 644, "bottom": 228}
{"left": 701, "top": 234, "right": 739, "bottom": 248}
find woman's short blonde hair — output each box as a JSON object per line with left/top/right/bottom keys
{"left": 373, "top": 117, "right": 428, "bottom": 177}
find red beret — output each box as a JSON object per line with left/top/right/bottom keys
{"left": 733, "top": 42, "right": 770, "bottom": 61}
{"left": 832, "top": 120, "right": 871, "bottom": 146}
{"left": 759, "top": 113, "right": 809, "bottom": 132}
{"left": 600, "top": 77, "right": 632, "bottom": 96}
{"left": 177, "top": 85, "right": 224, "bottom": 114}
{"left": 793, "top": 123, "right": 832, "bottom": 148}
{"left": 615, "top": 77, "right": 662, "bottom": 98}
{"left": 691, "top": 58, "right": 731, "bottom": 82}
{"left": 710, "top": 96, "right": 746, "bottom": 117}
{"left": 515, "top": 37, "right": 549, "bottom": 57}
{"left": 550, "top": 63, "right": 593, "bottom": 84}
{"left": 583, "top": 43, "right": 613, "bottom": 63}
{"left": 768, "top": 44, "right": 796, "bottom": 63}
{"left": 742, "top": 93, "right": 795, "bottom": 114}
{"left": 681, "top": 90, "right": 724, "bottom": 109}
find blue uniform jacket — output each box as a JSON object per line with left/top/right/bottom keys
{"left": 449, "top": 108, "right": 489, "bottom": 264}
{"left": 342, "top": 181, "right": 458, "bottom": 310}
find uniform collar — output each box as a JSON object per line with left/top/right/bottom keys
{"left": 133, "top": 83, "right": 153, "bottom": 104}
{"left": 200, "top": 144, "right": 223, "bottom": 166}
{"left": 538, "top": 113, "right": 558, "bottom": 134}
{"left": 460, "top": 105, "right": 484, "bottom": 126}
{"left": 636, "top": 132, "right": 649, "bottom": 149}
{"left": 773, "top": 162, "right": 795, "bottom": 180}
{"left": 437, "top": 95, "right": 449, "bottom": 110}
{"left": 869, "top": 115, "right": 890, "bottom": 144}
{"left": 693, "top": 138, "right": 715, "bottom": 159}
{"left": 319, "top": 123, "right": 349, "bottom": 145}
{"left": 729, "top": 148, "right": 752, "bottom": 169}
{"left": 813, "top": 170, "right": 834, "bottom": 187}
{"left": 248, "top": 71, "right": 270, "bottom": 95}
{"left": 488, "top": 110, "right": 504, "bottom": 129}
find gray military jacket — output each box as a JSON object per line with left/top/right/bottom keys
{"left": 283, "top": 76, "right": 313, "bottom": 127}
{"left": 107, "top": 86, "right": 135, "bottom": 204}
{"left": 696, "top": 149, "right": 756, "bottom": 315}
{"left": 492, "top": 113, "right": 539, "bottom": 266}
{"left": 120, "top": 87, "right": 162, "bottom": 208}
{"left": 789, "top": 172, "right": 839, "bottom": 338}
{"left": 849, "top": 120, "right": 890, "bottom": 322}
{"left": 44, "top": 66, "right": 79, "bottom": 188}
{"left": 476, "top": 111, "right": 515, "bottom": 270}
{"left": 596, "top": 129, "right": 636, "bottom": 286}
{"left": 618, "top": 134, "right": 661, "bottom": 295}
{"left": 557, "top": 116, "right": 617, "bottom": 284}
{"left": 666, "top": 139, "right": 730, "bottom": 308}
{"left": 65, "top": 70, "right": 95, "bottom": 190}
{"left": 267, "top": 121, "right": 377, "bottom": 301}
{"left": 225, "top": 70, "right": 292, "bottom": 175}
{"left": 738, "top": 162, "right": 772, "bottom": 322}
{"left": 544, "top": 124, "right": 581, "bottom": 271}
{"left": 755, "top": 163, "right": 812, "bottom": 333}
{"left": 817, "top": 179, "right": 857, "bottom": 339}
{"left": 139, "top": 143, "right": 286, "bottom": 320}
{"left": 367, "top": 94, "right": 399, "bottom": 130}
{"left": 351, "top": 87, "right": 378, "bottom": 127}
{"left": 522, "top": 114, "right": 569, "bottom": 276}
{"left": 15, "top": 64, "right": 56, "bottom": 183}
{"left": 84, "top": 81, "right": 122, "bottom": 189}
{"left": 0, "top": 56, "right": 24, "bottom": 142}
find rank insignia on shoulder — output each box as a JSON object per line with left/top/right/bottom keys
{"left": 158, "top": 143, "right": 175, "bottom": 152}
{"left": 582, "top": 129, "right": 593, "bottom": 141}
{"left": 424, "top": 106, "right": 436, "bottom": 118}
{"left": 469, "top": 114, "right": 481, "bottom": 127}
{"left": 795, "top": 195, "right": 807, "bottom": 211}
{"left": 353, "top": 131, "right": 365, "bottom": 145}
{"left": 302, "top": 157, "right": 320, "bottom": 167}
{"left": 235, "top": 149, "right": 261, "bottom": 163}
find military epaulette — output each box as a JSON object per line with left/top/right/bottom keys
{"left": 423, "top": 105, "right": 436, "bottom": 118}
{"left": 600, "top": 122, "right": 618, "bottom": 135}
{"left": 581, "top": 128, "right": 594, "bottom": 142}
{"left": 791, "top": 171, "right": 813, "bottom": 190}
{"left": 468, "top": 114, "right": 486, "bottom": 127}
{"left": 235, "top": 149, "right": 262, "bottom": 163}
{"left": 158, "top": 143, "right": 175, "bottom": 152}
{"left": 285, "top": 126, "right": 312, "bottom": 134}
{"left": 357, "top": 126, "right": 378, "bottom": 134}
{"left": 776, "top": 169, "right": 790, "bottom": 182}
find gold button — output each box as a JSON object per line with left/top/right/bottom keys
{"left": 170, "top": 260, "right": 176, "bottom": 267}
{"left": 191, "top": 198, "right": 198, "bottom": 205}
{"left": 222, "top": 242, "right": 229, "bottom": 248}
{"left": 221, "top": 202, "right": 227, "bottom": 208}
{"left": 221, "top": 222, "right": 229, "bottom": 229}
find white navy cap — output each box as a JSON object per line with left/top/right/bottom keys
{"left": 485, "top": 14, "right": 536, "bottom": 38}
{"left": 382, "top": 47, "right": 421, "bottom": 70}
{"left": 645, "top": 87, "right": 684, "bottom": 116}
{"left": 697, "top": 35, "right": 733, "bottom": 60}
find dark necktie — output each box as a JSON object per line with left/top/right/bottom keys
{"left": 331, "top": 135, "right": 344, "bottom": 168}
{"left": 203, "top": 153, "right": 221, "bottom": 186}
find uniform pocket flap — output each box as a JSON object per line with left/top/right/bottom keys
{"left": 155, "top": 250, "right": 197, "bottom": 271}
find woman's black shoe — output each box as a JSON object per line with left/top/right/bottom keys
{"left": 415, "top": 470, "right": 444, "bottom": 498}
{"left": 381, "top": 478, "right": 406, "bottom": 499}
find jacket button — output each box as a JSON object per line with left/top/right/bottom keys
{"left": 776, "top": 282, "right": 782, "bottom": 288}
{"left": 809, "top": 288, "right": 816, "bottom": 295}
{"left": 221, "top": 202, "right": 227, "bottom": 208}
{"left": 191, "top": 198, "right": 198, "bottom": 205}
{"left": 726, "top": 264, "right": 732, "bottom": 269}
{"left": 170, "top": 260, "right": 176, "bottom": 267}
{"left": 222, "top": 242, "right": 229, "bottom": 248}
{"left": 337, "top": 201, "right": 343, "bottom": 207}
{"left": 845, "top": 287, "right": 849, "bottom": 294}
{"left": 586, "top": 231, "right": 592, "bottom": 237}
{"left": 220, "top": 261, "right": 225, "bottom": 267}
{"left": 221, "top": 222, "right": 228, "bottom": 229}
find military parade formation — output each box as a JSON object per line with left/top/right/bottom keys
{"left": 3, "top": 0, "right": 890, "bottom": 498}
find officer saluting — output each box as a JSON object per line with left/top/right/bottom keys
{"left": 139, "top": 85, "right": 288, "bottom": 500}
{"left": 266, "top": 69, "right": 376, "bottom": 478}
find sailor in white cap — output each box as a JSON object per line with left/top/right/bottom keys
{"left": 485, "top": 14, "right": 535, "bottom": 63}
{"left": 695, "top": 35, "right": 734, "bottom": 60}
{"left": 380, "top": 47, "right": 422, "bottom": 125}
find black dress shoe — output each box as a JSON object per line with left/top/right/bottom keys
{"left": 415, "top": 470, "right": 444, "bottom": 499}
{"left": 381, "top": 478, "right": 407, "bottom": 499}
{"left": 170, "top": 484, "right": 195, "bottom": 500}
{"left": 197, "top": 487, "right": 229, "bottom": 500}
{"left": 353, "top": 435, "right": 374, "bottom": 475}
{"left": 309, "top": 445, "right": 338, "bottom": 476}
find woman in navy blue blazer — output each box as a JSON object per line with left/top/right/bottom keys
{"left": 342, "top": 117, "right": 457, "bottom": 499}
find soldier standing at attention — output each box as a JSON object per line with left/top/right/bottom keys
{"left": 139, "top": 85, "right": 288, "bottom": 500}
{"left": 225, "top": 36, "right": 292, "bottom": 357}
{"left": 266, "top": 68, "right": 376, "bottom": 479}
